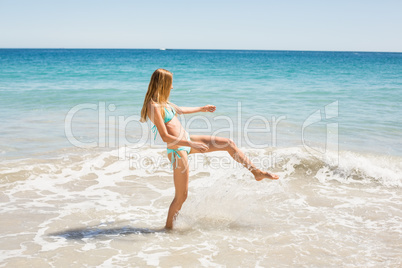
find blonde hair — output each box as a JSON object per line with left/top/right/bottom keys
{"left": 140, "top": 68, "right": 173, "bottom": 123}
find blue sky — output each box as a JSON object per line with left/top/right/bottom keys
{"left": 0, "top": 0, "right": 401, "bottom": 52}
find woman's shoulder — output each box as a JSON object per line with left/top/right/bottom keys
{"left": 167, "top": 101, "right": 176, "bottom": 108}
{"left": 148, "top": 99, "right": 159, "bottom": 107}
{"left": 148, "top": 100, "right": 169, "bottom": 111}
{"left": 167, "top": 101, "right": 182, "bottom": 114}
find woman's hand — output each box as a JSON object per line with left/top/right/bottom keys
{"left": 190, "top": 141, "right": 209, "bottom": 153}
{"left": 201, "top": 105, "right": 216, "bottom": 113}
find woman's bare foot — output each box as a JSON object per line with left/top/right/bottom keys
{"left": 254, "top": 170, "right": 279, "bottom": 181}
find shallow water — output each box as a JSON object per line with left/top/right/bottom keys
{"left": 0, "top": 146, "right": 401, "bottom": 267}
{"left": 1, "top": 49, "right": 401, "bottom": 158}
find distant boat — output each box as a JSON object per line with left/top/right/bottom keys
{"left": 160, "top": 48, "right": 166, "bottom": 50}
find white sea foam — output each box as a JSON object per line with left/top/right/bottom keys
{"left": 0, "top": 146, "right": 401, "bottom": 267}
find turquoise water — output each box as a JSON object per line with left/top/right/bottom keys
{"left": 0, "top": 49, "right": 401, "bottom": 158}
{"left": 0, "top": 49, "right": 401, "bottom": 266}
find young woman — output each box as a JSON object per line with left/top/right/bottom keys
{"left": 140, "top": 68, "right": 279, "bottom": 230}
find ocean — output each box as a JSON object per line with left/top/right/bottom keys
{"left": 0, "top": 49, "right": 401, "bottom": 267}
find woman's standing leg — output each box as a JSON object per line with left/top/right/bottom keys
{"left": 189, "top": 135, "right": 279, "bottom": 181}
{"left": 165, "top": 150, "right": 190, "bottom": 229}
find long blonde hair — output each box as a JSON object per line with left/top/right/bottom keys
{"left": 140, "top": 68, "right": 173, "bottom": 123}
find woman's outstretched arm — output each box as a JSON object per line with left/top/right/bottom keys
{"left": 170, "top": 102, "right": 216, "bottom": 114}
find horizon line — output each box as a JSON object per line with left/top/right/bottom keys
{"left": 0, "top": 48, "right": 401, "bottom": 53}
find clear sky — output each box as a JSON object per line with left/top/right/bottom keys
{"left": 0, "top": 0, "right": 401, "bottom": 52}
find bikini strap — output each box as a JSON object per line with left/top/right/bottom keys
{"left": 170, "top": 150, "right": 180, "bottom": 170}
{"left": 151, "top": 125, "right": 158, "bottom": 140}
{"left": 168, "top": 103, "right": 176, "bottom": 114}
{"left": 169, "top": 147, "right": 188, "bottom": 170}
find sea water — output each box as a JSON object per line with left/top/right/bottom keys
{"left": 0, "top": 49, "right": 401, "bottom": 267}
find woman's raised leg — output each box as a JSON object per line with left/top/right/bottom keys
{"left": 189, "top": 135, "right": 279, "bottom": 181}
{"left": 165, "top": 150, "right": 190, "bottom": 230}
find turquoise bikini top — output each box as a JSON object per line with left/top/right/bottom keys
{"left": 151, "top": 103, "right": 176, "bottom": 140}
{"left": 163, "top": 103, "right": 176, "bottom": 123}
